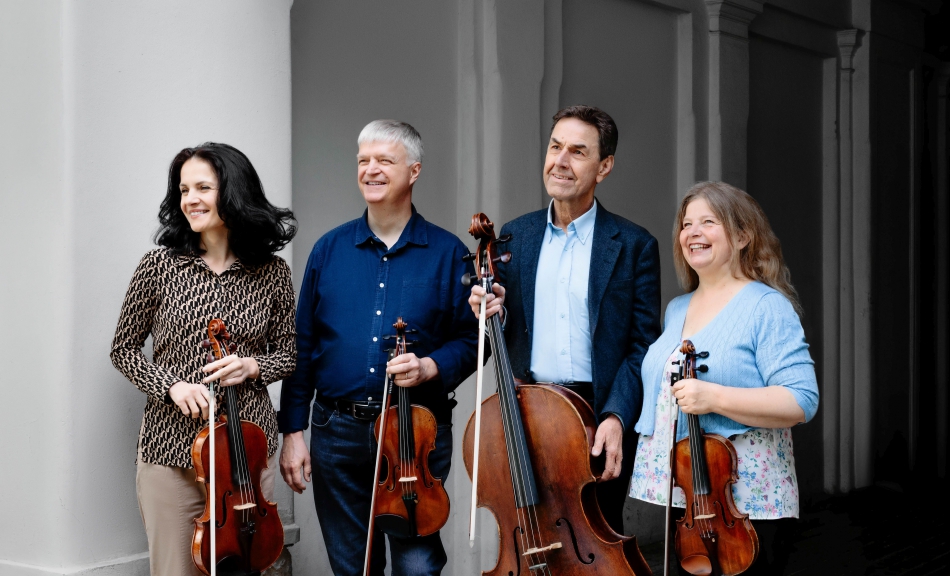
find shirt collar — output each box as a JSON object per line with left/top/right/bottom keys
{"left": 354, "top": 204, "right": 428, "bottom": 248}
{"left": 174, "top": 251, "right": 249, "bottom": 272}
{"left": 545, "top": 198, "right": 597, "bottom": 245}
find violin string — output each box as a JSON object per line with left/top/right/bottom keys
{"left": 225, "top": 334, "right": 255, "bottom": 525}
{"left": 488, "top": 319, "right": 538, "bottom": 570}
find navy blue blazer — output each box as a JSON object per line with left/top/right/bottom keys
{"left": 495, "top": 201, "right": 661, "bottom": 429}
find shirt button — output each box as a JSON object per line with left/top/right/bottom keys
{"left": 376, "top": 310, "right": 381, "bottom": 315}
{"left": 370, "top": 368, "right": 375, "bottom": 373}
{"left": 383, "top": 257, "right": 388, "bottom": 261}
{"left": 373, "top": 337, "right": 378, "bottom": 342}
{"left": 560, "top": 278, "right": 566, "bottom": 283}
{"left": 560, "top": 313, "right": 565, "bottom": 318}
{"left": 379, "top": 283, "right": 384, "bottom": 288}
{"left": 368, "top": 397, "right": 373, "bottom": 401}
{"left": 560, "top": 349, "right": 567, "bottom": 355}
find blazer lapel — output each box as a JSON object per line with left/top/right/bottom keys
{"left": 519, "top": 211, "right": 547, "bottom": 345}
{"left": 588, "top": 204, "right": 621, "bottom": 337}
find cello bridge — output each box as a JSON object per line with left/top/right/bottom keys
{"left": 232, "top": 503, "right": 257, "bottom": 511}
{"left": 398, "top": 476, "right": 418, "bottom": 482}
{"left": 523, "top": 542, "right": 562, "bottom": 556}
{"left": 694, "top": 513, "right": 716, "bottom": 520}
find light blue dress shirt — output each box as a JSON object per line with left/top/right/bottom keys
{"left": 529, "top": 199, "right": 597, "bottom": 383}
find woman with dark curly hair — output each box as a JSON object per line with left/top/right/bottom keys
{"left": 629, "top": 181, "right": 819, "bottom": 575}
{"left": 110, "top": 143, "right": 297, "bottom": 575}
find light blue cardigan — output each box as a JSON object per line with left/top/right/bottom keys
{"left": 634, "top": 281, "right": 819, "bottom": 440}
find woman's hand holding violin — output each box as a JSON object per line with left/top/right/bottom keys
{"left": 671, "top": 377, "right": 719, "bottom": 415}
{"left": 169, "top": 382, "right": 211, "bottom": 419}
{"left": 202, "top": 354, "right": 260, "bottom": 387}
{"left": 673, "top": 377, "right": 807, "bottom": 429}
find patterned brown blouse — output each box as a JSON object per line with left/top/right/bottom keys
{"left": 110, "top": 248, "right": 296, "bottom": 468}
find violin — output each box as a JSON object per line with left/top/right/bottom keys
{"left": 363, "top": 318, "right": 450, "bottom": 576}
{"left": 191, "top": 319, "right": 284, "bottom": 575}
{"left": 664, "top": 340, "right": 758, "bottom": 576}
{"left": 461, "top": 213, "right": 653, "bottom": 576}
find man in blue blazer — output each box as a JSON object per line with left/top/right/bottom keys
{"left": 469, "top": 105, "right": 661, "bottom": 533}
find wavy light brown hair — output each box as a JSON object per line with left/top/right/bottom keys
{"left": 673, "top": 181, "right": 802, "bottom": 316}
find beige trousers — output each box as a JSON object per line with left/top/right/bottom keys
{"left": 135, "top": 451, "right": 279, "bottom": 576}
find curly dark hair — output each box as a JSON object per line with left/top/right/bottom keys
{"left": 551, "top": 105, "right": 618, "bottom": 160}
{"left": 155, "top": 143, "right": 296, "bottom": 266}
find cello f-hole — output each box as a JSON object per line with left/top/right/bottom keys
{"left": 556, "top": 517, "right": 595, "bottom": 565}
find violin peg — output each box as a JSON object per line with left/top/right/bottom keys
{"left": 461, "top": 272, "right": 474, "bottom": 287}
{"left": 205, "top": 353, "right": 214, "bottom": 364}
{"left": 493, "top": 252, "right": 511, "bottom": 264}
{"left": 697, "top": 365, "right": 708, "bottom": 373}
{"left": 228, "top": 343, "right": 237, "bottom": 354}
{"left": 462, "top": 253, "right": 476, "bottom": 262}
{"left": 201, "top": 339, "right": 212, "bottom": 349}
{"left": 698, "top": 351, "right": 709, "bottom": 358}
{"left": 497, "top": 234, "right": 512, "bottom": 243}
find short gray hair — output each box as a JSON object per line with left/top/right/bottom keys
{"left": 357, "top": 119, "right": 424, "bottom": 165}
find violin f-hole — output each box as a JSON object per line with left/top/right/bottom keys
{"left": 216, "top": 491, "right": 231, "bottom": 528}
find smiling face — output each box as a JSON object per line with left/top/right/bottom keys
{"left": 356, "top": 140, "right": 421, "bottom": 207}
{"left": 542, "top": 117, "right": 613, "bottom": 206}
{"left": 179, "top": 157, "right": 226, "bottom": 235}
{"left": 679, "top": 197, "right": 745, "bottom": 277}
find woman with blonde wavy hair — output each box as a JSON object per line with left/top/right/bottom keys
{"left": 629, "top": 181, "right": 819, "bottom": 574}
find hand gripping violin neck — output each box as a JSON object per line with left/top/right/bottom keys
{"left": 461, "top": 213, "right": 652, "bottom": 576}
{"left": 191, "top": 319, "right": 283, "bottom": 575}
{"left": 664, "top": 340, "right": 758, "bottom": 576}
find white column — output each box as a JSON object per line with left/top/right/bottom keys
{"left": 830, "top": 29, "right": 861, "bottom": 493}
{"left": 705, "top": 0, "right": 763, "bottom": 189}
{"left": 0, "top": 1, "right": 293, "bottom": 574}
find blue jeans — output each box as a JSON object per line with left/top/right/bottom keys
{"left": 309, "top": 399, "right": 453, "bottom": 576}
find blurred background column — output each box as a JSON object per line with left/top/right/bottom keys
{"left": 0, "top": 1, "right": 296, "bottom": 574}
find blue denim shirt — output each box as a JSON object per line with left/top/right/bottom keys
{"left": 278, "top": 208, "right": 478, "bottom": 432}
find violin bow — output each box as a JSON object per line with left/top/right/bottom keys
{"left": 468, "top": 263, "right": 489, "bottom": 547}
{"left": 362, "top": 323, "right": 400, "bottom": 576}
{"left": 663, "top": 358, "right": 683, "bottom": 576}
{"left": 208, "top": 380, "right": 216, "bottom": 576}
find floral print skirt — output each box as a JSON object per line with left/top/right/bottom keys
{"left": 628, "top": 350, "right": 800, "bottom": 519}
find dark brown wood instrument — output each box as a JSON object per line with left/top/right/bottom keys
{"left": 191, "top": 318, "right": 284, "bottom": 575}
{"left": 363, "top": 318, "right": 451, "bottom": 576}
{"left": 461, "top": 213, "right": 653, "bottom": 576}
{"left": 666, "top": 340, "right": 758, "bottom": 576}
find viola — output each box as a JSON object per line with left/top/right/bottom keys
{"left": 665, "top": 340, "right": 758, "bottom": 576}
{"left": 461, "top": 213, "right": 653, "bottom": 576}
{"left": 363, "top": 318, "right": 450, "bottom": 576}
{"left": 191, "top": 318, "right": 284, "bottom": 575}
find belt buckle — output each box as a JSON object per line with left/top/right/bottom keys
{"left": 348, "top": 401, "right": 380, "bottom": 421}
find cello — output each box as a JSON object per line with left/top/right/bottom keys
{"left": 663, "top": 340, "right": 758, "bottom": 576}
{"left": 191, "top": 318, "right": 284, "bottom": 575}
{"left": 461, "top": 213, "right": 653, "bottom": 576}
{"left": 363, "top": 317, "right": 451, "bottom": 576}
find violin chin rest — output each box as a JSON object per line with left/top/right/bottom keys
{"left": 681, "top": 554, "right": 712, "bottom": 576}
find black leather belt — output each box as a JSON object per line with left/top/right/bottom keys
{"left": 317, "top": 396, "right": 382, "bottom": 422}
{"left": 557, "top": 381, "right": 594, "bottom": 401}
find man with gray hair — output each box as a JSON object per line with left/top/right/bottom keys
{"left": 278, "top": 120, "right": 478, "bottom": 575}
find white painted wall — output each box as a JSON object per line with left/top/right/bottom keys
{"left": 0, "top": 1, "right": 293, "bottom": 573}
